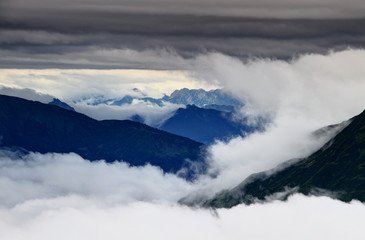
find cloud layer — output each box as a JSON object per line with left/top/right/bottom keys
{"left": 0, "top": 150, "right": 364, "bottom": 240}
{"left": 0, "top": 151, "right": 194, "bottom": 207}
{"left": 0, "top": 69, "right": 216, "bottom": 100}
{"left": 3, "top": 0, "right": 365, "bottom": 18}
{"left": 1, "top": 193, "right": 364, "bottom": 240}
{"left": 1, "top": 0, "right": 365, "bottom": 69}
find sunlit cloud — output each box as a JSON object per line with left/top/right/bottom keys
{"left": 0, "top": 69, "right": 218, "bottom": 100}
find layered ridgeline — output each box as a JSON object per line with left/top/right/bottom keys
{"left": 0, "top": 87, "right": 260, "bottom": 145}
{"left": 129, "top": 88, "right": 258, "bottom": 144}
{"left": 82, "top": 88, "right": 256, "bottom": 144}
{"left": 0, "top": 95, "right": 206, "bottom": 177}
{"left": 205, "top": 109, "right": 365, "bottom": 208}
{"left": 159, "top": 105, "right": 258, "bottom": 144}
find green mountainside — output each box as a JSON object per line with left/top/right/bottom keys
{"left": 0, "top": 95, "right": 206, "bottom": 176}
{"left": 205, "top": 109, "right": 365, "bottom": 208}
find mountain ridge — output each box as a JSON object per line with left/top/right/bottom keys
{"left": 75, "top": 88, "right": 242, "bottom": 109}
{"left": 159, "top": 105, "right": 257, "bottom": 144}
{"left": 204, "top": 109, "right": 365, "bottom": 208}
{"left": 0, "top": 94, "right": 206, "bottom": 178}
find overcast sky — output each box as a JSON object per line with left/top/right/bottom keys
{"left": 1, "top": 0, "right": 365, "bottom": 69}
{"left": 1, "top": 2, "right": 365, "bottom": 239}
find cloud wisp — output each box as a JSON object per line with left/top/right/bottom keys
{"left": 72, "top": 100, "right": 181, "bottom": 127}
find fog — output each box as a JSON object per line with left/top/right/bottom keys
{"left": 1, "top": 151, "right": 365, "bottom": 239}
{"left": 186, "top": 48, "right": 365, "bottom": 194}
{"left": 0, "top": 193, "right": 364, "bottom": 240}
{"left": 0, "top": 151, "right": 194, "bottom": 207}
{"left": 0, "top": 86, "right": 53, "bottom": 104}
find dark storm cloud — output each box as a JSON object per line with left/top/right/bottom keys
{"left": 1, "top": 0, "right": 365, "bottom": 69}
{"left": 3, "top": 0, "right": 365, "bottom": 19}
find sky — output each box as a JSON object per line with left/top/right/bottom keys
{"left": 1, "top": 0, "right": 365, "bottom": 239}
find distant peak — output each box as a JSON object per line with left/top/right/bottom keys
{"left": 49, "top": 98, "right": 75, "bottom": 111}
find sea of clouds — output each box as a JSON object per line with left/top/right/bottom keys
{"left": 1, "top": 49, "right": 365, "bottom": 239}
{"left": 0, "top": 150, "right": 365, "bottom": 240}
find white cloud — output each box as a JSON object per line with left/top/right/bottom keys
{"left": 0, "top": 151, "right": 194, "bottom": 208}
{"left": 0, "top": 194, "right": 364, "bottom": 240}
{"left": 0, "top": 86, "right": 54, "bottom": 103}
{"left": 73, "top": 100, "right": 182, "bottom": 126}
{"left": 185, "top": 48, "right": 365, "bottom": 196}
{"left": 0, "top": 68, "right": 218, "bottom": 100}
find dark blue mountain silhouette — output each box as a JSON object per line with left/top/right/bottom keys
{"left": 159, "top": 105, "right": 257, "bottom": 144}
{"left": 0, "top": 95, "right": 206, "bottom": 178}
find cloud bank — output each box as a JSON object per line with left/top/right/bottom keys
{"left": 3, "top": 0, "right": 365, "bottom": 19}
{"left": 0, "top": 69, "right": 216, "bottom": 100}
{"left": 1, "top": 0, "right": 365, "bottom": 69}
{"left": 181, "top": 48, "right": 365, "bottom": 196}
{"left": 0, "top": 151, "right": 193, "bottom": 207}
{"left": 0, "top": 150, "right": 364, "bottom": 240}
{"left": 0, "top": 193, "right": 364, "bottom": 240}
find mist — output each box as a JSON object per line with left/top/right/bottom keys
{"left": 1, "top": 150, "right": 365, "bottom": 239}
{"left": 1, "top": 49, "right": 365, "bottom": 239}
{"left": 0, "top": 151, "right": 194, "bottom": 207}
{"left": 0, "top": 193, "right": 364, "bottom": 240}
{"left": 72, "top": 100, "right": 182, "bottom": 126}
{"left": 178, "top": 48, "right": 365, "bottom": 196}
{"left": 0, "top": 86, "right": 54, "bottom": 104}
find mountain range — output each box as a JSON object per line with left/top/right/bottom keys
{"left": 204, "top": 109, "right": 365, "bottom": 208}
{"left": 162, "top": 88, "right": 243, "bottom": 108}
{"left": 76, "top": 88, "right": 242, "bottom": 110}
{"left": 104, "top": 88, "right": 254, "bottom": 144}
{"left": 0, "top": 95, "right": 206, "bottom": 178}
